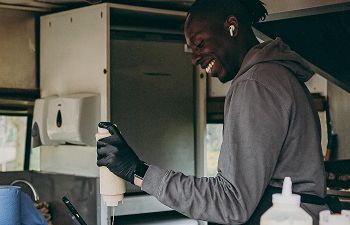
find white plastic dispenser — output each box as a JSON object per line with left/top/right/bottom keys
{"left": 260, "top": 177, "right": 312, "bottom": 225}
{"left": 319, "top": 210, "right": 350, "bottom": 225}
{"left": 96, "top": 126, "right": 126, "bottom": 206}
{"left": 32, "top": 97, "right": 63, "bottom": 146}
{"left": 46, "top": 93, "right": 100, "bottom": 146}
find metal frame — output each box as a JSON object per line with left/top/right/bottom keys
{"left": 24, "top": 115, "right": 33, "bottom": 170}
{"left": 0, "top": 88, "right": 39, "bottom": 170}
{"left": 108, "top": 2, "right": 186, "bottom": 17}
{"left": 195, "top": 66, "right": 207, "bottom": 178}
{"left": 264, "top": 1, "right": 350, "bottom": 22}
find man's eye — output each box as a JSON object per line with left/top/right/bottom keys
{"left": 197, "top": 41, "right": 204, "bottom": 49}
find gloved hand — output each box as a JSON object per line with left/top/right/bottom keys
{"left": 96, "top": 122, "right": 143, "bottom": 184}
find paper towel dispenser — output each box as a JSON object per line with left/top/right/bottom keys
{"left": 32, "top": 96, "right": 64, "bottom": 147}
{"left": 33, "top": 93, "right": 100, "bottom": 147}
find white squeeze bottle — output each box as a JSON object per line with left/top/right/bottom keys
{"left": 260, "top": 177, "right": 312, "bottom": 225}
{"left": 319, "top": 210, "right": 350, "bottom": 225}
{"left": 96, "top": 126, "right": 126, "bottom": 206}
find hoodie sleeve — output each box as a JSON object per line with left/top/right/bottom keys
{"left": 141, "top": 78, "right": 290, "bottom": 224}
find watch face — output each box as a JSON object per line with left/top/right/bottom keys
{"left": 134, "top": 162, "right": 149, "bottom": 179}
{"left": 134, "top": 174, "right": 143, "bottom": 180}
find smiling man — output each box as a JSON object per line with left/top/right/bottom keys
{"left": 184, "top": 0, "right": 261, "bottom": 83}
{"left": 97, "top": 0, "right": 329, "bottom": 224}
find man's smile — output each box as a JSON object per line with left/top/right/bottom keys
{"left": 205, "top": 59, "right": 216, "bottom": 74}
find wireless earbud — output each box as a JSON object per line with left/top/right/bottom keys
{"left": 229, "top": 25, "right": 235, "bottom": 37}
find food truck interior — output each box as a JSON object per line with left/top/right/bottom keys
{"left": 0, "top": 1, "right": 350, "bottom": 225}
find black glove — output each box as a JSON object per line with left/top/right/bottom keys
{"left": 96, "top": 122, "right": 143, "bottom": 184}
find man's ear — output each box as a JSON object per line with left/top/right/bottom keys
{"left": 224, "top": 15, "right": 239, "bottom": 37}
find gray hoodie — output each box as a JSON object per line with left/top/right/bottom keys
{"left": 142, "top": 38, "right": 328, "bottom": 224}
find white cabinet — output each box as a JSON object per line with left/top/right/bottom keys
{"left": 40, "top": 3, "right": 206, "bottom": 225}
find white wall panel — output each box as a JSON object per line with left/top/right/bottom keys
{"left": 306, "top": 73, "right": 327, "bottom": 96}
{"left": 40, "top": 4, "right": 109, "bottom": 120}
{"left": 30, "top": 145, "right": 99, "bottom": 177}
{"left": 208, "top": 77, "right": 231, "bottom": 97}
{"left": 328, "top": 82, "right": 350, "bottom": 160}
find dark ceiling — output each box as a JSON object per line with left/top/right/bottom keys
{"left": 42, "top": 0, "right": 194, "bottom": 11}
{"left": 255, "top": 10, "right": 350, "bottom": 92}
{"left": 106, "top": 0, "right": 193, "bottom": 10}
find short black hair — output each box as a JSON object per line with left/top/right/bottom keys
{"left": 187, "top": 0, "right": 268, "bottom": 25}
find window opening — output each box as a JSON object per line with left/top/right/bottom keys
{"left": 0, "top": 115, "right": 28, "bottom": 171}
{"left": 206, "top": 123, "right": 223, "bottom": 177}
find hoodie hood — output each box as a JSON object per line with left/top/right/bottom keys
{"left": 235, "top": 37, "right": 314, "bottom": 83}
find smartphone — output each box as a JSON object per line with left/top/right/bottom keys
{"left": 62, "top": 196, "right": 88, "bottom": 225}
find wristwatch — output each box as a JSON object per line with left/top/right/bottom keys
{"left": 134, "top": 161, "right": 149, "bottom": 180}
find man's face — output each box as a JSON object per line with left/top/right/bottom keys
{"left": 184, "top": 15, "right": 239, "bottom": 83}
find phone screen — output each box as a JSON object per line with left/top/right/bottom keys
{"left": 62, "top": 196, "right": 88, "bottom": 225}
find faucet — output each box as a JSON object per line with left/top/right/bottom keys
{"left": 10, "top": 179, "right": 40, "bottom": 202}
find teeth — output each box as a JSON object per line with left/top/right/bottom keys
{"left": 205, "top": 60, "right": 216, "bottom": 74}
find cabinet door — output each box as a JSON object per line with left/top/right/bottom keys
{"left": 111, "top": 40, "right": 194, "bottom": 191}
